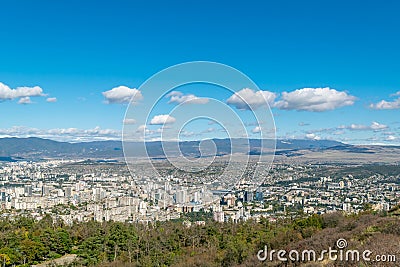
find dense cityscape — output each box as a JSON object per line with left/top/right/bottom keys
{"left": 1, "top": 159, "right": 398, "bottom": 224}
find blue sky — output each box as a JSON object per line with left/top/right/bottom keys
{"left": 0, "top": 0, "right": 399, "bottom": 144}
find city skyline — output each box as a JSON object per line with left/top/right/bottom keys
{"left": 1, "top": 1, "right": 399, "bottom": 144}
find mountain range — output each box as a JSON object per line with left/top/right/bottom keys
{"left": 0, "top": 137, "right": 400, "bottom": 162}
{"left": 0, "top": 137, "right": 393, "bottom": 161}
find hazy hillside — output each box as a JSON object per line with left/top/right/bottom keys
{"left": 0, "top": 137, "right": 122, "bottom": 159}
{"left": 0, "top": 137, "right": 346, "bottom": 160}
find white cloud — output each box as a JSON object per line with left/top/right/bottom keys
{"left": 102, "top": 86, "right": 143, "bottom": 104}
{"left": 180, "top": 130, "right": 195, "bottom": 137}
{"left": 46, "top": 97, "right": 57, "bottom": 103}
{"left": 386, "top": 135, "right": 397, "bottom": 141}
{"left": 227, "top": 88, "right": 277, "bottom": 110}
{"left": 47, "top": 128, "right": 78, "bottom": 134}
{"left": 392, "top": 91, "right": 400, "bottom": 96}
{"left": 0, "top": 126, "right": 121, "bottom": 142}
{"left": 123, "top": 118, "right": 136, "bottom": 125}
{"left": 18, "top": 97, "right": 32, "bottom": 104}
{"left": 274, "top": 87, "right": 356, "bottom": 112}
{"left": 369, "top": 91, "right": 400, "bottom": 110}
{"left": 305, "top": 133, "right": 321, "bottom": 140}
{"left": 339, "top": 121, "right": 388, "bottom": 131}
{"left": 370, "top": 121, "right": 388, "bottom": 130}
{"left": 45, "top": 126, "right": 120, "bottom": 138}
{"left": 166, "top": 91, "right": 209, "bottom": 104}
{"left": 0, "top": 82, "right": 46, "bottom": 103}
{"left": 252, "top": 126, "right": 262, "bottom": 133}
{"left": 369, "top": 98, "right": 400, "bottom": 110}
{"left": 0, "top": 83, "right": 44, "bottom": 99}
{"left": 134, "top": 124, "right": 161, "bottom": 136}
{"left": 136, "top": 124, "right": 148, "bottom": 133}
{"left": 150, "top": 114, "right": 176, "bottom": 125}
{"left": 339, "top": 124, "right": 367, "bottom": 130}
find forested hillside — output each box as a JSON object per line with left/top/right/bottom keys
{"left": 0, "top": 209, "right": 399, "bottom": 267}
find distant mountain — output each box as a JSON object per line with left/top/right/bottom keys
{"left": 276, "top": 139, "right": 343, "bottom": 149}
{"left": 0, "top": 137, "right": 123, "bottom": 159}
{"left": 0, "top": 137, "right": 346, "bottom": 160}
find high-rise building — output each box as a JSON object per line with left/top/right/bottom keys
{"left": 175, "top": 189, "right": 187, "bottom": 204}
{"left": 42, "top": 185, "right": 51, "bottom": 196}
{"left": 0, "top": 191, "right": 7, "bottom": 202}
{"left": 343, "top": 203, "right": 351, "bottom": 212}
{"left": 64, "top": 186, "right": 72, "bottom": 198}
{"left": 164, "top": 181, "right": 171, "bottom": 192}
{"left": 213, "top": 205, "right": 224, "bottom": 223}
{"left": 255, "top": 190, "right": 264, "bottom": 202}
{"left": 244, "top": 190, "right": 254, "bottom": 202}
{"left": 24, "top": 185, "right": 33, "bottom": 197}
{"left": 193, "top": 191, "right": 200, "bottom": 203}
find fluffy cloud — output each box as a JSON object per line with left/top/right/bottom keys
{"left": 227, "top": 88, "right": 277, "bottom": 110}
{"left": 338, "top": 121, "right": 388, "bottom": 131}
{"left": 180, "top": 130, "right": 195, "bottom": 137}
{"left": 133, "top": 124, "right": 167, "bottom": 137}
{"left": 227, "top": 87, "right": 357, "bottom": 112}
{"left": 135, "top": 125, "right": 148, "bottom": 133}
{"left": 0, "top": 126, "right": 121, "bottom": 142}
{"left": 274, "top": 87, "right": 356, "bottom": 112}
{"left": 252, "top": 126, "right": 262, "bottom": 133}
{"left": 369, "top": 122, "right": 388, "bottom": 130}
{"left": 369, "top": 98, "right": 400, "bottom": 110}
{"left": 43, "top": 126, "right": 120, "bottom": 138}
{"left": 0, "top": 82, "right": 46, "bottom": 103}
{"left": 166, "top": 91, "right": 209, "bottom": 104}
{"left": 46, "top": 97, "right": 57, "bottom": 103}
{"left": 305, "top": 133, "right": 321, "bottom": 140}
{"left": 392, "top": 91, "right": 400, "bottom": 96}
{"left": 102, "top": 86, "right": 143, "bottom": 104}
{"left": 386, "top": 135, "right": 398, "bottom": 141}
{"left": 150, "top": 114, "right": 176, "bottom": 125}
{"left": 123, "top": 118, "right": 137, "bottom": 125}
{"left": 369, "top": 91, "right": 400, "bottom": 110}
{"left": 18, "top": 97, "right": 32, "bottom": 104}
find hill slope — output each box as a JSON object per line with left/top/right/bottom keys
{"left": 0, "top": 137, "right": 347, "bottom": 160}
